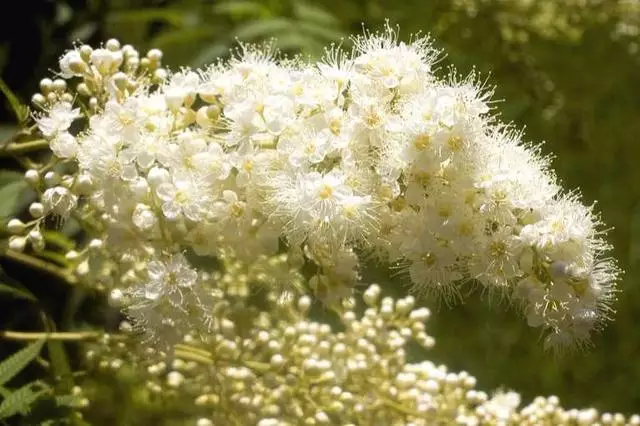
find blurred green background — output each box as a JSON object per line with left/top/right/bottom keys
{"left": 1, "top": 0, "right": 639, "bottom": 420}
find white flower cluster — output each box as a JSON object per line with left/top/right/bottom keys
{"left": 25, "top": 26, "right": 618, "bottom": 350}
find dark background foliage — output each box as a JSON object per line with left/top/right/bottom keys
{"left": 1, "top": 0, "right": 639, "bottom": 422}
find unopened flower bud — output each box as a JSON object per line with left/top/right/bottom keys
{"left": 153, "top": 68, "right": 168, "bottom": 83}
{"left": 24, "top": 169, "right": 40, "bottom": 186}
{"left": 146, "top": 48, "right": 163, "bottom": 62}
{"left": 7, "top": 219, "right": 25, "bottom": 234}
{"left": 76, "top": 83, "right": 91, "bottom": 97}
{"left": 298, "top": 295, "right": 311, "bottom": 313}
{"left": 89, "top": 239, "right": 103, "bottom": 250}
{"left": 43, "top": 171, "right": 60, "bottom": 187}
{"left": 166, "top": 371, "right": 184, "bottom": 387}
{"left": 79, "top": 45, "right": 93, "bottom": 61}
{"left": 410, "top": 308, "right": 431, "bottom": 322}
{"left": 29, "top": 202, "right": 44, "bottom": 218}
{"left": 105, "top": 39, "right": 121, "bottom": 52}
{"left": 39, "top": 78, "right": 53, "bottom": 94}
{"left": 60, "top": 50, "right": 89, "bottom": 78}
{"left": 89, "top": 97, "right": 98, "bottom": 111}
{"left": 31, "top": 93, "right": 46, "bottom": 106}
{"left": 363, "top": 284, "right": 381, "bottom": 306}
{"left": 76, "top": 259, "right": 89, "bottom": 276}
{"left": 8, "top": 236, "right": 26, "bottom": 251}
{"left": 74, "top": 174, "right": 93, "bottom": 194}
{"left": 52, "top": 79, "right": 67, "bottom": 92}
{"left": 43, "top": 186, "right": 77, "bottom": 217}
{"left": 147, "top": 167, "right": 170, "bottom": 187}
{"left": 65, "top": 250, "right": 80, "bottom": 261}
{"left": 112, "top": 72, "right": 129, "bottom": 91}
{"left": 28, "top": 229, "right": 45, "bottom": 251}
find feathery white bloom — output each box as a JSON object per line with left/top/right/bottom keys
{"left": 50, "top": 132, "right": 78, "bottom": 158}
{"left": 156, "top": 175, "right": 211, "bottom": 221}
{"left": 124, "top": 253, "right": 213, "bottom": 343}
{"left": 58, "top": 49, "right": 85, "bottom": 78}
{"left": 38, "top": 25, "right": 619, "bottom": 350}
{"left": 36, "top": 102, "right": 80, "bottom": 138}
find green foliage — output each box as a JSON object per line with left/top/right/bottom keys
{"left": 0, "top": 339, "right": 45, "bottom": 387}
{"left": 0, "top": 380, "right": 50, "bottom": 419}
{"left": 0, "top": 281, "right": 37, "bottom": 303}
{"left": 0, "top": 77, "right": 29, "bottom": 124}
{"left": 43, "top": 328, "right": 73, "bottom": 393}
{"left": 0, "top": 171, "right": 30, "bottom": 220}
{"left": 105, "top": 0, "right": 345, "bottom": 67}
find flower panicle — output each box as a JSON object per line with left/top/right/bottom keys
{"left": 12, "top": 26, "right": 620, "bottom": 352}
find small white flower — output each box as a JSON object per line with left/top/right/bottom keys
{"left": 156, "top": 176, "right": 210, "bottom": 221}
{"left": 132, "top": 203, "right": 157, "bottom": 232}
{"left": 59, "top": 50, "right": 86, "bottom": 78}
{"left": 164, "top": 70, "right": 201, "bottom": 110}
{"left": 211, "top": 190, "right": 246, "bottom": 221}
{"left": 50, "top": 132, "right": 78, "bottom": 158}
{"left": 278, "top": 129, "right": 332, "bottom": 167}
{"left": 37, "top": 102, "right": 80, "bottom": 138}
{"left": 143, "top": 253, "right": 198, "bottom": 301}
{"left": 90, "top": 48, "right": 123, "bottom": 75}
{"left": 192, "top": 141, "right": 232, "bottom": 183}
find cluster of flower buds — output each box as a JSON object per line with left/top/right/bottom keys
{"left": 12, "top": 26, "right": 619, "bottom": 354}
{"left": 452, "top": 0, "right": 629, "bottom": 43}
{"left": 83, "top": 283, "right": 639, "bottom": 425}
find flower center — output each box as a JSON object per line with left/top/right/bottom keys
{"left": 318, "top": 184, "right": 333, "bottom": 200}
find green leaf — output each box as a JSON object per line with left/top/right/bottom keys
{"left": 150, "top": 27, "right": 218, "bottom": 64}
{"left": 0, "top": 380, "right": 50, "bottom": 419}
{"left": 0, "top": 171, "right": 22, "bottom": 187}
{"left": 46, "top": 340, "right": 72, "bottom": 389}
{"left": 36, "top": 250, "right": 69, "bottom": 267}
{"left": 213, "top": 1, "right": 268, "bottom": 18}
{"left": 107, "top": 9, "right": 194, "bottom": 28}
{"left": 233, "top": 18, "right": 294, "bottom": 40}
{"left": 42, "top": 319, "right": 72, "bottom": 392}
{"left": 0, "top": 171, "right": 31, "bottom": 219}
{"left": 54, "top": 2, "right": 73, "bottom": 25}
{"left": 0, "top": 125, "right": 17, "bottom": 143}
{"left": 69, "top": 22, "right": 99, "bottom": 42}
{"left": 60, "top": 217, "right": 82, "bottom": 239}
{"left": 0, "top": 339, "right": 45, "bottom": 387}
{"left": 55, "top": 392, "right": 84, "bottom": 408}
{"left": 190, "top": 43, "right": 230, "bottom": 68}
{"left": 273, "top": 32, "right": 317, "bottom": 51}
{"left": 0, "top": 78, "right": 29, "bottom": 124}
{"left": 41, "top": 231, "right": 75, "bottom": 252}
{"left": 293, "top": 2, "right": 340, "bottom": 26}
{"left": 0, "top": 387, "right": 10, "bottom": 399}
{"left": 0, "top": 282, "right": 37, "bottom": 302}
{"left": 297, "top": 21, "right": 345, "bottom": 42}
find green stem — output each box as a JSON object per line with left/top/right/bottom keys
{"left": 381, "top": 398, "right": 426, "bottom": 418}
{"left": 242, "top": 360, "right": 271, "bottom": 373}
{"left": 173, "top": 348, "right": 214, "bottom": 365}
{"left": 0, "top": 139, "right": 49, "bottom": 157}
{"left": 0, "top": 330, "right": 106, "bottom": 341}
{"left": 1, "top": 250, "right": 77, "bottom": 285}
{"left": 173, "top": 344, "right": 271, "bottom": 372}
{"left": 72, "top": 211, "right": 103, "bottom": 235}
